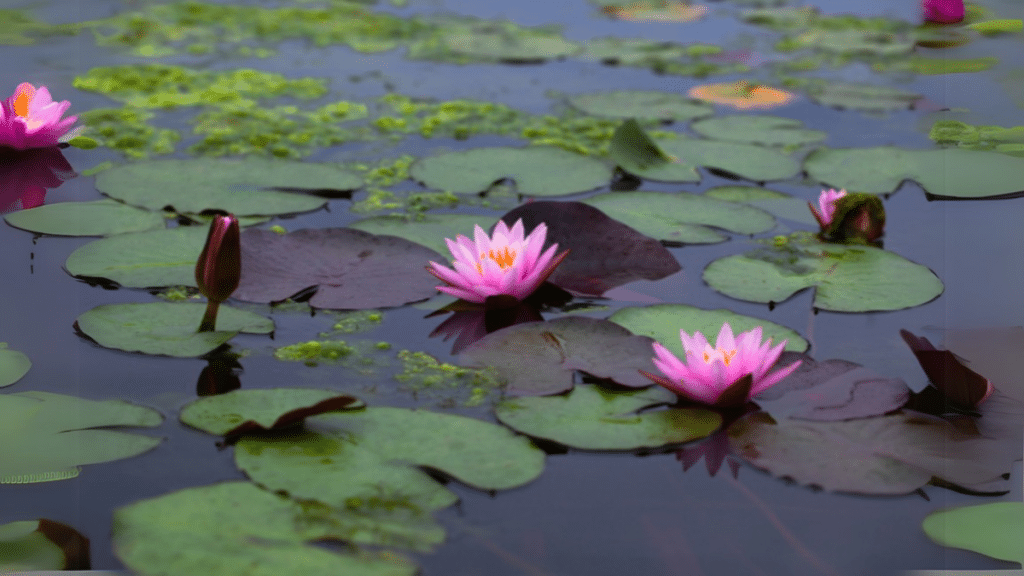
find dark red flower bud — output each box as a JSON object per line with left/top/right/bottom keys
{"left": 195, "top": 214, "right": 240, "bottom": 303}
{"left": 900, "top": 329, "right": 994, "bottom": 407}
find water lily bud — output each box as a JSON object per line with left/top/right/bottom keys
{"left": 196, "top": 214, "right": 241, "bottom": 303}
{"left": 923, "top": 0, "right": 964, "bottom": 24}
{"left": 816, "top": 192, "right": 885, "bottom": 245}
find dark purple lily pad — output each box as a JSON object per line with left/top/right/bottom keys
{"left": 459, "top": 316, "right": 658, "bottom": 395}
{"left": 900, "top": 329, "right": 993, "bottom": 407}
{"left": 498, "top": 201, "right": 681, "bottom": 296}
{"left": 233, "top": 228, "right": 443, "bottom": 309}
{"left": 753, "top": 352, "right": 911, "bottom": 420}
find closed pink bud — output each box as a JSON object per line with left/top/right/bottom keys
{"left": 923, "top": 0, "right": 964, "bottom": 24}
{"left": 195, "top": 214, "right": 241, "bottom": 303}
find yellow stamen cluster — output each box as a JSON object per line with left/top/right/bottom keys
{"left": 474, "top": 246, "right": 517, "bottom": 274}
{"left": 702, "top": 348, "right": 737, "bottom": 366}
{"left": 13, "top": 88, "right": 32, "bottom": 118}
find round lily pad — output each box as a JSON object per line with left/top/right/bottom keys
{"left": 705, "top": 185, "right": 818, "bottom": 225}
{"left": 582, "top": 191, "right": 776, "bottom": 244}
{"left": 75, "top": 302, "right": 273, "bottom": 358}
{"left": 348, "top": 214, "right": 501, "bottom": 257}
{"left": 409, "top": 147, "right": 613, "bottom": 196}
{"left": 922, "top": 502, "right": 1024, "bottom": 564}
{"left": 567, "top": 90, "right": 714, "bottom": 122}
{"left": 0, "top": 391, "right": 162, "bottom": 484}
{"left": 690, "top": 115, "right": 827, "bottom": 147}
{"left": 0, "top": 344, "right": 31, "bottom": 388}
{"left": 65, "top": 226, "right": 208, "bottom": 288}
{"left": 702, "top": 236, "right": 944, "bottom": 312}
{"left": 113, "top": 482, "right": 418, "bottom": 576}
{"left": 655, "top": 136, "right": 800, "bottom": 181}
{"left": 495, "top": 384, "right": 722, "bottom": 451}
{"left": 4, "top": 199, "right": 166, "bottom": 236}
{"left": 94, "top": 159, "right": 358, "bottom": 216}
{"left": 180, "top": 388, "right": 363, "bottom": 436}
{"left": 608, "top": 304, "right": 808, "bottom": 364}
{"left": 806, "top": 82, "right": 921, "bottom": 112}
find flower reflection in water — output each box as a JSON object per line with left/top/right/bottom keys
{"left": 0, "top": 147, "right": 76, "bottom": 214}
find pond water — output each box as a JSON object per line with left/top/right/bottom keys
{"left": 2, "top": 0, "right": 1024, "bottom": 574}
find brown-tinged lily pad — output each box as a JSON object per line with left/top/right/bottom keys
{"left": 498, "top": 201, "right": 681, "bottom": 296}
{"left": 900, "top": 329, "right": 993, "bottom": 407}
{"left": 180, "top": 388, "right": 364, "bottom": 437}
{"left": 233, "top": 228, "right": 443, "bottom": 309}
{"left": 459, "top": 316, "right": 659, "bottom": 395}
{"left": 0, "top": 518, "right": 90, "bottom": 571}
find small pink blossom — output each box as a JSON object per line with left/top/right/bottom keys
{"left": 428, "top": 219, "right": 569, "bottom": 304}
{"left": 640, "top": 323, "right": 802, "bottom": 408}
{"left": 808, "top": 188, "right": 847, "bottom": 229}
{"left": 0, "top": 83, "right": 80, "bottom": 150}
{"left": 923, "top": 0, "right": 964, "bottom": 23}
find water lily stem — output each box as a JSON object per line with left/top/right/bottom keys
{"left": 198, "top": 300, "right": 221, "bottom": 332}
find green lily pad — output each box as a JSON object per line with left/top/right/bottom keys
{"left": 690, "top": 115, "right": 827, "bottom": 147}
{"left": 702, "top": 235, "right": 944, "bottom": 312}
{"left": 113, "top": 482, "right": 418, "bottom": 576}
{"left": 608, "top": 303, "right": 808, "bottom": 364}
{"left": 608, "top": 119, "right": 679, "bottom": 174}
{"left": 804, "top": 146, "right": 1024, "bottom": 198}
{"left": 75, "top": 302, "right": 273, "bottom": 357}
{"left": 582, "top": 191, "right": 776, "bottom": 244}
{"left": 0, "top": 344, "right": 31, "bottom": 388}
{"left": 704, "top": 185, "right": 817, "bottom": 225}
{"left": 495, "top": 384, "right": 722, "bottom": 450}
{"left": 409, "top": 146, "right": 613, "bottom": 196}
{"left": 347, "top": 214, "right": 501, "bottom": 260}
{"left": 0, "top": 519, "right": 89, "bottom": 571}
{"left": 567, "top": 90, "right": 714, "bottom": 122}
{"left": 0, "top": 391, "right": 162, "bottom": 484}
{"left": 922, "top": 502, "right": 1024, "bottom": 564}
{"left": 408, "top": 18, "right": 580, "bottom": 63}
{"left": 65, "top": 226, "right": 205, "bottom": 288}
{"left": 874, "top": 56, "right": 998, "bottom": 75}
{"left": 967, "top": 19, "right": 1023, "bottom": 35}
{"left": 94, "top": 159, "right": 359, "bottom": 216}
{"left": 804, "top": 82, "right": 922, "bottom": 112}
{"left": 4, "top": 199, "right": 166, "bottom": 236}
{"left": 459, "top": 316, "right": 661, "bottom": 395}
{"left": 728, "top": 411, "right": 1014, "bottom": 495}
{"left": 654, "top": 136, "right": 800, "bottom": 181}
{"left": 180, "top": 388, "right": 363, "bottom": 436}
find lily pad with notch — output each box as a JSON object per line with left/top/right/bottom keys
{"left": 180, "top": 388, "right": 364, "bottom": 437}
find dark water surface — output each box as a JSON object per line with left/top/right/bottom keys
{"left": 2, "top": 0, "right": 1024, "bottom": 574}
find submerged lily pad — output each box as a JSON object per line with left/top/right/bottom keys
{"left": 498, "top": 201, "right": 681, "bottom": 296}
{"left": 582, "top": 191, "right": 776, "bottom": 244}
{"left": 690, "top": 115, "right": 826, "bottom": 147}
{"left": 348, "top": 214, "right": 501, "bottom": 257}
{"left": 75, "top": 302, "right": 273, "bottom": 357}
{"left": 567, "top": 90, "right": 714, "bottom": 122}
{"left": 65, "top": 226, "right": 206, "bottom": 288}
{"left": 94, "top": 159, "right": 358, "bottom": 216}
{"left": 804, "top": 146, "right": 1024, "bottom": 198}
{"left": 0, "top": 391, "right": 162, "bottom": 484}
{"left": 180, "top": 388, "right": 363, "bottom": 436}
{"left": 233, "top": 228, "right": 442, "bottom": 309}
{"left": 922, "top": 502, "right": 1024, "bottom": 564}
{"left": 113, "top": 482, "right": 418, "bottom": 576}
{"left": 608, "top": 304, "right": 808, "bottom": 363}
{"left": 409, "top": 146, "right": 612, "bottom": 196}
{"left": 703, "top": 235, "right": 944, "bottom": 312}
{"left": 4, "top": 199, "right": 166, "bottom": 236}
{"left": 728, "top": 411, "right": 1014, "bottom": 495}
{"left": 0, "top": 519, "right": 89, "bottom": 571}
{"left": 460, "top": 316, "right": 659, "bottom": 395}
{"left": 0, "top": 344, "right": 31, "bottom": 388}
{"left": 495, "top": 384, "right": 721, "bottom": 450}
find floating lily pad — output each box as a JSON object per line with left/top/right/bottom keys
{"left": 4, "top": 199, "right": 166, "bottom": 236}
{"left": 875, "top": 56, "right": 998, "bottom": 75}
{"left": 582, "top": 191, "right": 776, "bottom": 244}
{"left": 653, "top": 135, "right": 800, "bottom": 181}
{"left": 753, "top": 352, "right": 911, "bottom": 420}
{"left": 348, "top": 214, "right": 501, "bottom": 257}
{"left": 75, "top": 302, "right": 273, "bottom": 358}
{"left": 233, "top": 228, "right": 442, "bottom": 309}
{"left": 608, "top": 304, "right": 808, "bottom": 365}
{"left": 690, "top": 115, "right": 826, "bottom": 147}
{"left": 688, "top": 81, "right": 797, "bottom": 110}
{"left": 567, "top": 90, "right": 714, "bottom": 122}
{"left": 804, "top": 146, "right": 1024, "bottom": 198}
{"left": 408, "top": 18, "right": 580, "bottom": 63}
{"left": 498, "top": 201, "right": 681, "bottom": 295}
{"left": 94, "top": 159, "right": 358, "bottom": 216}
{"left": 409, "top": 146, "right": 612, "bottom": 196}
{"left": 65, "top": 226, "right": 214, "bottom": 288}
{"left": 728, "top": 411, "right": 1014, "bottom": 494}
{"left": 460, "top": 316, "right": 659, "bottom": 395}
{"left": 0, "top": 519, "right": 89, "bottom": 571}
{"left": 922, "top": 502, "right": 1024, "bottom": 564}
{"left": 607, "top": 119, "right": 699, "bottom": 181}
{"left": 495, "top": 384, "right": 721, "bottom": 450}
{"left": 967, "top": 19, "right": 1023, "bottom": 35}
{"left": 113, "top": 482, "right": 418, "bottom": 576}
{"left": 0, "top": 391, "right": 162, "bottom": 484}
{"left": 180, "top": 389, "right": 363, "bottom": 436}
{"left": 600, "top": 1, "right": 709, "bottom": 23}
{"left": 805, "top": 82, "right": 922, "bottom": 112}
{"left": 703, "top": 235, "right": 944, "bottom": 312}
{"left": 704, "top": 185, "right": 817, "bottom": 225}
{"left": 0, "top": 344, "right": 31, "bottom": 388}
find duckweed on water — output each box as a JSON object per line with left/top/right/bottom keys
{"left": 274, "top": 340, "right": 357, "bottom": 366}
{"left": 395, "top": 351, "right": 502, "bottom": 407}
{"left": 929, "top": 120, "right": 1024, "bottom": 156}
{"left": 322, "top": 310, "right": 384, "bottom": 335}
{"left": 78, "top": 107, "right": 180, "bottom": 159}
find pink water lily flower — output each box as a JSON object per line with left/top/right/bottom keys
{"left": 428, "top": 219, "right": 569, "bottom": 304}
{"left": 808, "top": 188, "right": 847, "bottom": 229}
{"left": 640, "top": 323, "right": 802, "bottom": 408}
{"left": 0, "top": 83, "right": 80, "bottom": 150}
{"left": 923, "top": 0, "right": 964, "bottom": 23}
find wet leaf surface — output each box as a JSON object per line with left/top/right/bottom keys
{"left": 4, "top": 199, "right": 165, "bottom": 236}
{"left": 922, "top": 502, "right": 1024, "bottom": 564}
